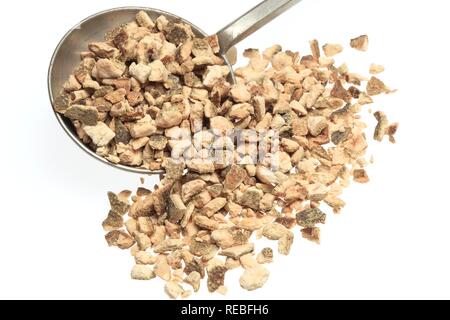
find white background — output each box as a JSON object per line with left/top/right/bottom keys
{"left": 0, "top": 0, "right": 449, "bottom": 300}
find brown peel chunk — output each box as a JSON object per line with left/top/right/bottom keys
{"left": 64, "top": 105, "right": 98, "bottom": 125}
{"left": 105, "top": 230, "right": 135, "bottom": 249}
{"left": 331, "top": 80, "right": 351, "bottom": 102}
{"left": 108, "top": 191, "right": 130, "bottom": 215}
{"left": 296, "top": 208, "right": 326, "bottom": 228}
{"left": 350, "top": 35, "right": 369, "bottom": 51}
{"left": 207, "top": 266, "right": 227, "bottom": 293}
{"left": 353, "top": 169, "right": 370, "bottom": 183}
{"left": 367, "top": 77, "right": 389, "bottom": 96}
{"left": 301, "top": 227, "right": 321, "bottom": 244}
{"left": 387, "top": 123, "right": 399, "bottom": 144}
{"left": 102, "top": 210, "right": 123, "bottom": 231}
{"left": 374, "top": 111, "right": 388, "bottom": 141}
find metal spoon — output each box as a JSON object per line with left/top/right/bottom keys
{"left": 48, "top": 0, "right": 301, "bottom": 174}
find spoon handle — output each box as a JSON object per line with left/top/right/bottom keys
{"left": 216, "top": 0, "right": 302, "bottom": 54}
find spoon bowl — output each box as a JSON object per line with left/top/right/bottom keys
{"left": 48, "top": 7, "right": 235, "bottom": 175}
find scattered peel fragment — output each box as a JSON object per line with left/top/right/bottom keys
{"left": 105, "top": 230, "right": 135, "bottom": 249}
{"left": 353, "top": 169, "right": 370, "bottom": 184}
{"left": 131, "top": 265, "right": 155, "bottom": 280}
{"left": 296, "top": 208, "right": 326, "bottom": 228}
{"left": 374, "top": 111, "right": 398, "bottom": 144}
{"left": 256, "top": 248, "right": 273, "bottom": 264}
{"left": 374, "top": 111, "right": 389, "bottom": 141}
{"left": 207, "top": 263, "right": 227, "bottom": 293}
{"left": 239, "top": 255, "right": 270, "bottom": 291}
{"left": 387, "top": 123, "right": 399, "bottom": 144}
{"left": 369, "top": 63, "right": 385, "bottom": 75}
{"left": 367, "top": 77, "right": 391, "bottom": 96}
{"left": 350, "top": 35, "right": 369, "bottom": 51}
{"left": 301, "top": 227, "right": 321, "bottom": 244}
{"left": 323, "top": 43, "right": 343, "bottom": 57}
{"left": 164, "top": 281, "right": 184, "bottom": 299}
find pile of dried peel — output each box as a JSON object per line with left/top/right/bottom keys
{"left": 100, "top": 18, "right": 397, "bottom": 299}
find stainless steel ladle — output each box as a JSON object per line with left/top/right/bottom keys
{"left": 48, "top": 0, "right": 301, "bottom": 174}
